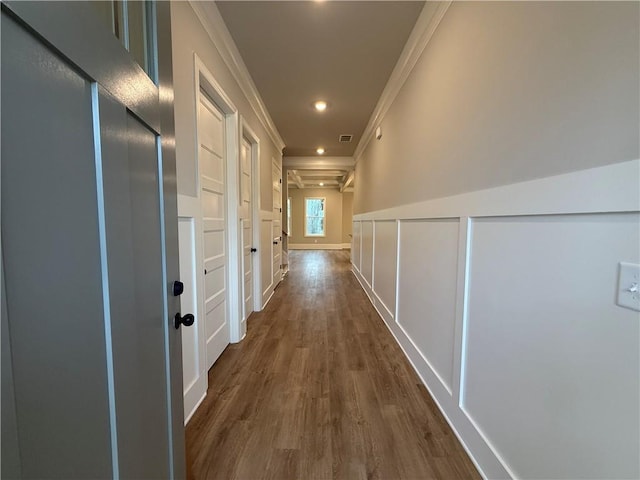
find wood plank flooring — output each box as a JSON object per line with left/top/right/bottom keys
{"left": 186, "top": 250, "right": 480, "bottom": 480}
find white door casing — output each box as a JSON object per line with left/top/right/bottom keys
{"left": 272, "top": 157, "right": 283, "bottom": 287}
{"left": 181, "top": 55, "right": 244, "bottom": 420}
{"left": 240, "top": 137, "right": 253, "bottom": 330}
{"left": 241, "top": 118, "right": 263, "bottom": 314}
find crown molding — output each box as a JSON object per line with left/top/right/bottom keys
{"left": 189, "top": 1, "right": 286, "bottom": 152}
{"left": 353, "top": 0, "right": 452, "bottom": 164}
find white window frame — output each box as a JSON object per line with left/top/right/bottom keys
{"left": 304, "top": 197, "right": 326, "bottom": 238}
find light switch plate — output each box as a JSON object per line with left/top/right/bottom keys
{"left": 617, "top": 262, "right": 640, "bottom": 311}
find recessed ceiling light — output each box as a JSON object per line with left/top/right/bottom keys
{"left": 319, "top": 182, "right": 324, "bottom": 186}
{"left": 314, "top": 101, "right": 327, "bottom": 112}
{"left": 316, "top": 147, "right": 325, "bottom": 155}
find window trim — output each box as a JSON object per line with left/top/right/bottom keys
{"left": 304, "top": 196, "right": 326, "bottom": 238}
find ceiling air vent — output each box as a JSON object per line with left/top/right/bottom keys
{"left": 339, "top": 134, "right": 353, "bottom": 143}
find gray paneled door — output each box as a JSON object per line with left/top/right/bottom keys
{"left": 1, "top": 2, "right": 185, "bottom": 479}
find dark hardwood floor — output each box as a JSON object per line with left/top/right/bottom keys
{"left": 185, "top": 250, "right": 480, "bottom": 479}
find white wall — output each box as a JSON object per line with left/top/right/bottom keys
{"left": 171, "top": 1, "right": 283, "bottom": 422}
{"left": 351, "top": 2, "right": 639, "bottom": 478}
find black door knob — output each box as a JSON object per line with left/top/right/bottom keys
{"left": 173, "top": 281, "right": 184, "bottom": 296}
{"left": 250, "top": 247, "right": 257, "bottom": 253}
{"left": 174, "top": 312, "right": 195, "bottom": 329}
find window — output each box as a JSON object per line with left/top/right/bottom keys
{"left": 90, "top": 0, "right": 157, "bottom": 81}
{"left": 304, "top": 197, "right": 325, "bottom": 237}
{"left": 287, "top": 197, "right": 292, "bottom": 235}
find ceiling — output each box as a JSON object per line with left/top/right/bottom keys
{"left": 283, "top": 156, "right": 355, "bottom": 191}
{"left": 216, "top": 1, "right": 425, "bottom": 159}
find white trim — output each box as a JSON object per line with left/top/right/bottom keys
{"left": 353, "top": 1, "right": 452, "bottom": 163}
{"left": 350, "top": 266, "right": 498, "bottom": 480}
{"left": 183, "top": 379, "right": 206, "bottom": 425}
{"left": 193, "top": 54, "right": 243, "bottom": 365}
{"left": 194, "top": 54, "right": 243, "bottom": 346}
{"left": 354, "top": 160, "right": 640, "bottom": 221}
{"left": 260, "top": 208, "right": 275, "bottom": 307}
{"left": 340, "top": 170, "right": 355, "bottom": 193}
{"left": 262, "top": 288, "right": 275, "bottom": 309}
{"left": 452, "top": 217, "right": 471, "bottom": 403}
{"left": 177, "top": 210, "right": 206, "bottom": 424}
{"left": 283, "top": 156, "right": 355, "bottom": 170}
{"left": 241, "top": 116, "right": 263, "bottom": 315}
{"left": 189, "top": 1, "right": 285, "bottom": 152}
{"left": 226, "top": 112, "right": 242, "bottom": 344}
{"left": 304, "top": 196, "right": 327, "bottom": 237}
{"left": 289, "top": 243, "right": 346, "bottom": 250}
{"left": 350, "top": 160, "right": 640, "bottom": 480}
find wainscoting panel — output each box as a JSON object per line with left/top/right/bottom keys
{"left": 372, "top": 220, "right": 398, "bottom": 320}
{"left": 352, "top": 221, "right": 361, "bottom": 271}
{"left": 261, "top": 216, "right": 274, "bottom": 304}
{"left": 351, "top": 160, "right": 640, "bottom": 480}
{"left": 178, "top": 193, "right": 208, "bottom": 423}
{"left": 463, "top": 213, "right": 640, "bottom": 480}
{"left": 397, "top": 219, "right": 459, "bottom": 395}
{"left": 178, "top": 216, "right": 206, "bottom": 422}
{"left": 361, "top": 221, "right": 374, "bottom": 288}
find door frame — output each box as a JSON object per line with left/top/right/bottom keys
{"left": 241, "top": 117, "right": 263, "bottom": 314}
{"left": 193, "top": 54, "right": 243, "bottom": 345}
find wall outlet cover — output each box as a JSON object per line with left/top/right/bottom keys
{"left": 617, "top": 262, "right": 640, "bottom": 311}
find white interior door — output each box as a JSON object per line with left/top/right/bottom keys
{"left": 240, "top": 138, "right": 254, "bottom": 329}
{"left": 199, "top": 92, "right": 229, "bottom": 369}
{"left": 272, "top": 158, "right": 282, "bottom": 286}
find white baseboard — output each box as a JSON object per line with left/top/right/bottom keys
{"left": 183, "top": 374, "right": 207, "bottom": 425}
{"left": 289, "top": 243, "right": 345, "bottom": 250}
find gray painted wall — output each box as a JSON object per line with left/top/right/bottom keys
{"left": 171, "top": 2, "right": 282, "bottom": 211}
{"left": 354, "top": 1, "right": 639, "bottom": 214}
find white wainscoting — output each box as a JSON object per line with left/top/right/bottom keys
{"left": 372, "top": 220, "right": 397, "bottom": 321}
{"left": 352, "top": 221, "right": 361, "bottom": 269}
{"left": 361, "top": 221, "right": 374, "bottom": 289}
{"left": 260, "top": 210, "right": 275, "bottom": 307}
{"left": 352, "top": 159, "right": 640, "bottom": 480}
{"left": 177, "top": 195, "right": 207, "bottom": 424}
{"left": 397, "top": 219, "right": 459, "bottom": 396}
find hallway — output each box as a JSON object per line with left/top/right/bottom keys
{"left": 186, "top": 250, "right": 479, "bottom": 479}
